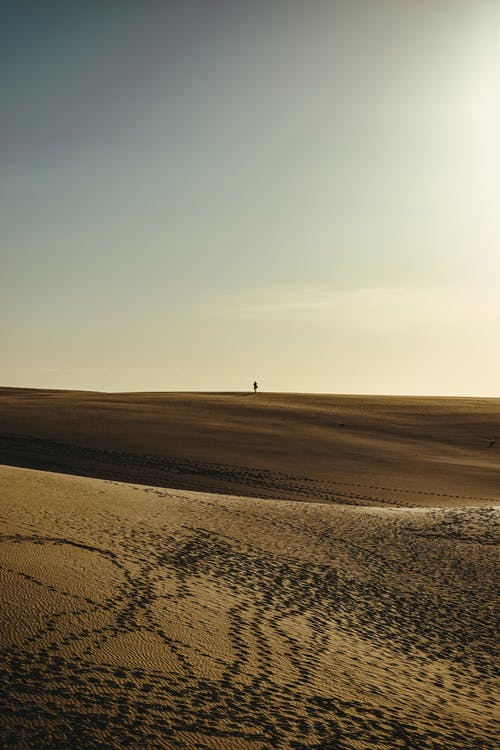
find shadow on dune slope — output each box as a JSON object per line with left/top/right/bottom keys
{"left": 1, "top": 389, "right": 499, "bottom": 506}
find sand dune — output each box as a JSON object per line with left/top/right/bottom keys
{"left": 1, "top": 389, "right": 500, "bottom": 505}
{"left": 0, "top": 465, "right": 498, "bottom": 749}
{"left": 1, "top": 391, "right": 498, "bottom": 747}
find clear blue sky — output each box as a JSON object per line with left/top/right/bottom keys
{"left": 1, "top": 1, "right": 499, "bottom": 394}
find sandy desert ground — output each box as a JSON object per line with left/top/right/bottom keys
{"left": 0, "top": 391, "right": 499, "bottom": 748}
{"left": 1, "top": 388, "right": 500, "bottom": 505}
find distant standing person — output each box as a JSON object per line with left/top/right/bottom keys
{"left": 253, "top": 381, "right": 258, "bottom": 393}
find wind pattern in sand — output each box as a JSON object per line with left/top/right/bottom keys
{"left": 0, "top": 467, "right": 498, "bottom": 749}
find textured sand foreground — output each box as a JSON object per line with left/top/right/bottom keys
{"left": 0, "top": 466, "right": 498, "bottom": 749}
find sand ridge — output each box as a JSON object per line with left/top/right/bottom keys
{"left": 1, "top": 389, "right": 500, "bottom": 506}
{"left": 0, "top": 465, "right": 498, "bottom": 749}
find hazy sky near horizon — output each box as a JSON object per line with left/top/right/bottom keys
{"left": 1, "top": 1, "right": 499, "bottom": 395}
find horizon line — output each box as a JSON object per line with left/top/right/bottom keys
{"left": 1, "top": 385, "right": 499, "bottom": 400}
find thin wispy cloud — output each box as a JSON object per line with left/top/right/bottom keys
{"left": 215, "top": 285, "right": 500, "bottom": 330}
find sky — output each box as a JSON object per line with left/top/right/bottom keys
{"left": 1, "top": 0, "right": 499, "bottom": 395}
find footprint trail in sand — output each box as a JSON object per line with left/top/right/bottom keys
{"left": 0, "top": 466, "right": 498, "bottom": 749}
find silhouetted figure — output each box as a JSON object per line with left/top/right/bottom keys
{"left": 253, "top": 381, "right": 258, "bottom": 393}
{"left": 482, "top": 436, "right": 498, "bottom": 448}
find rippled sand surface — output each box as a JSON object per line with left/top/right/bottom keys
{"left": 0, "top": 465, "right": 498, "bottom": 749}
